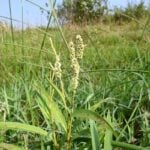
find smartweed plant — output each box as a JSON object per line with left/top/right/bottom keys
{"left": 35, "top": 35, "right": 87, "bottom": 149}
{"left": 34, "top": 35, "right": 116, "bottom": 150}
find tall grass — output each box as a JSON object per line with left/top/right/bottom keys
{"left": 0, "top": 0, "right": 149, "bottom": 149}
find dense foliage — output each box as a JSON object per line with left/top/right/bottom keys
{"left": 57, "top": 0, "right": 108, "bottom": 24}
{"left": 57, "top": 0, "right": 149, "bottom": 25}
{"left": 113, "top": 1, "right": 149, "bottom": 24}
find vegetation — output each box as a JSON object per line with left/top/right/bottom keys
{"left": 57, "top": 0, "right": 149, "bottom": 25}
{"left": 113, "top": 1, "right": 149, "bottom": 24}
{"left": 57, "top": 0, "right": 108, "bottom": 24}
{"left": 0, "top": 0, "right": 150, "bottom": 150}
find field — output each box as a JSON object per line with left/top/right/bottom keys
{"left": 0, "top": 15, "right": 150, "bottom": 149}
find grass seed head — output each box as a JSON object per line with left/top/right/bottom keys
{"left": 49, "top": 38, "right": 62, "bottom": 79}
{"left": 69, "top": 40, "right": 80, "bottom": 92}
{"left": 75, "top": 34, "right": 85, "bottom": 60}
{"left": 71, "top": 57, "right": 80, "bottom": 91}
{"left": 53, "top": 55, "right": 62, "bottom": 79}
{"left": 69, "top": 41, "right": 75, "bottom": 61}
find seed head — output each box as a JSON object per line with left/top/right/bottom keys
{"left": 53, "top": 55, "right": 62, "bottom": 79}
{"left": 69, "top": 41, "right": 75, "bottom": 62}
{"left": 49, "top": 38, "right": 62, "bottom": 79}
{"left": 71, "top": 57, "right": 80, "bottom": 91}
{"left": 69, "top": 41, "right": 80, "bottom": 91}
{"left": 75, "top": 35, "right": 85, "bottom": 60}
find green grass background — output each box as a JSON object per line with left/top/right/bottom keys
{"left": 0, "top": 7, "right": 149, "bottom": 149}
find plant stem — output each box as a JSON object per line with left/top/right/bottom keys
{"left": 8, "top": 0, "right": 15, "bottom": 57}
{"left": 112, "top": 141, "right": 149, "bottom": 150}
{"left": 52, "top": 123, "right": 59, "bottom": 150}
{"left": 66, "top": 93, "right": 75, "bottom": 150}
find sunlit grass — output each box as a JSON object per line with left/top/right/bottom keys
{"left": 0, "top": 1, "right": 149, "bottom": 149}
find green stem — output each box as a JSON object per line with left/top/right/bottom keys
{"left": 8, "top": 0, "right": 15, "bottom": 57}
{"left": 116, "top": 88, "right": 143, "bottom": 141}
{"left": 66, "top": 118, "right": 72, "bottom": 150}
{"left": 112, "top": 141, "right": 149, "bottom": 150}
{"left": 60, "top": 80, "right": 67, "bottom": 111}
{"left": 51, "top": 122, "right": 59, "bottom": 150}
{"left": 66, "top": 93, "right": 75, "bottom": 150}
{"left": 48, "top": 0, "right": 70, "bottom": 52}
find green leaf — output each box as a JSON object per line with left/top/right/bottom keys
{"left": 73, "top": 128, "right": 91, "bottom": 141}
{"left": 48, "top": 79, "right": 67, "bottom": 108}
{"left": 35, "top": 86, "right": 67, "bottom": 132}
{"left": 91, "top": 98, "right": 114, "bottom": 111}
{"left": 51, "top": 100, "right": 67, "bottom": 132}
{"left": 90, "top": 120, "right": 101, "bottom": 150}
{"left": 104, "top": 111, "right": 112, "bottom": 150}
{"left": 0, "top": 143, "right": 24, "bottom": 150}
{"left": 82, "top": 93, "right": 94, "bottom": 107}
{"left": 0, "top": 122, "right": 47, "bottom": 136}
{"left": 112, "top": 141, "right": 149, "bottom": 150}
{"left": 73, "top": 109, "right": 116, "bottom": 136}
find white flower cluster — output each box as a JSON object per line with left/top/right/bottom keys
{"left": 69, "top": 41, "right": 75, "bottom": 62}
{"left": 49, "top": 38, "right": 62, "bottom": 79}
{"left": 69, "top": 35, "right": 85, "bottom": 92}
{"left": 75, "top": 35, "right": 85, "bottom": 60}
{"left": 53, "top": 55, "right": 62, "bottom": 79}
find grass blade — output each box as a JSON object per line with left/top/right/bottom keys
{"left": 104, "top": 111, "right": 112, "bottom": 150}
{"left": 8, "top": 0, "right": 15, "bottom": 56}
{"left": 35, "top": 86, "right": 67, "bottom": 132}
{"left": 90, "top": 120, "right": 101, "bottom": 150}
{"left": 48, "top": 79, "right": 67, "bottom": 108}
{"left": 40, "top": 0, "right": 56, "bottom": 51}
{"left": 112, "top": 141, "right": 149, "bottom": 150}
{"left": 0, "top": 122, "right": 48, "bottom": 136}
{"left": 73, "top": 109, "right": 116, "bottom": 136}
{"left": 51, "top": 100, "right": 67, "bottom": 132}
{"left": 0, "top": 143, "right": 24, "bottom": 150}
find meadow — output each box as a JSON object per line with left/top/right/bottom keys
{"left": 0, "top": 5, "right": 150, "bottom": 150}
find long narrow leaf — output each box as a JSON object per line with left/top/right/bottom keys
{"left": 104, "top": 111, "right": 112, "bottom": 150}
{"left": 112, "top": 141, "right": 149, "bottom": 150}
{"left": 35, "top": 86, "right": 67, "bottom": 132}
{"left": 48, "top": 79, "right": 67, "bottom": 108}
{"left": 51, "top": 100, "right": 67, "bottom": 132}
{"left": 73, "top": 109, "right": 116, "bottom": 136}
{"left": 90, "top": 120, "right": 101, "bottom": 150}
{"left": 0, "top": 122, "right": 47, "bottom": 136}
{"left": 0, "top": 143, "right": 24, "bottom": 150}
